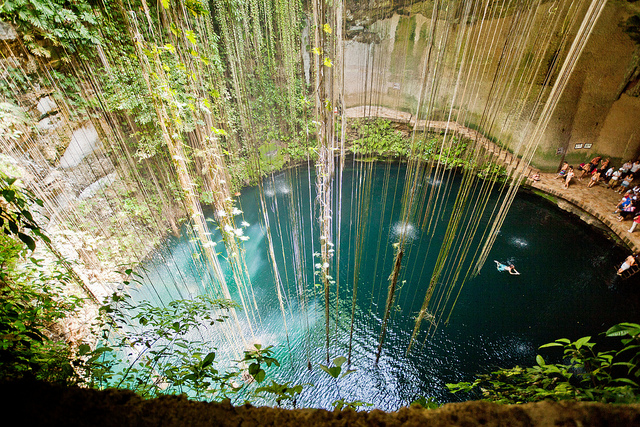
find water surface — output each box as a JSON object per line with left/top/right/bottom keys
{"left": 132, "top": 162, "right": 640, "bottom": 410}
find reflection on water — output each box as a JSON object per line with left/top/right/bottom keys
{"left": 510, "top": 237, "right": 529, "bottom": 248}
{"left": 132, "top": 163, "right": 640, "bottom": 410}
{"left": 390, "top": 221, "right": 418, "bottom": 242}
{"left": 264, "top": 173, "right": 292, "bottom": 197}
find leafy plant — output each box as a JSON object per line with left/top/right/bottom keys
{"left": 0, "top": 174, "right": 90, "bottom": 384}
{"left": 319, "top": 356, "right": 354, "bottom": 380}
{"left": 94, "top": 292, "right": 244, "bottom": 399}
{"left": 241, "top": 343, "right": 280, "bottom": 384}
{"left": 410, "top": 396, "right": 442, "bottom": 409}
{"left": 349, "top": 119, "right": 408, "bottom": 158}
{"left": 1, "top": 174, "right": 50, "bottom": 252}
{"left": 319, "top": 356, "right": 371, "bottom": 410}
{"left": 0, "top": 0, "right": 100, "bottom": 57}
{"left": 0, "top": 256, "right": 87, "bottom": 384}
{"left": 255, "top": 379, "right": 304, "bottom": 407}
{"left": 447, "top": 323, "right": 640, "bottom": 404}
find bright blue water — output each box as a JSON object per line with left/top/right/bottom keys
{"left": 131, "top": 162, "right": 640, "bottom": 410}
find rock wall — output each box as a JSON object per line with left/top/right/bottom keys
{"left": 540, "top": 0, "right": 640, "bottom": 170}
{"left": 341, "top": 1, "right": 640, "bottom": 172}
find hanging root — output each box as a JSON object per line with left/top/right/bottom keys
{"left": 375, "top": 245, "right": 404, "bottom": 364}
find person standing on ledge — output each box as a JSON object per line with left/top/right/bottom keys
{"left": 495, "top": 260, "right": 520, "bottom": 275}
{"left": 617, "top": 255, "right": 637, "bottom": 275}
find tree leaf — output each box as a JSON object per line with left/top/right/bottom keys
{"left": 18, "top": 232, "right": 35, "bottom": 251}
{"left": 186, "top": 30, "right": 197, "bottom": 45}
{"left": 613, "top": 377, "right": 639, "bottom": 387}
{"left": 539, "top": 342, "right": 563, "bottom": 349}
{"left": 333, "top": 356, "right": 346, "bottom": 368}
{"left": 202, "top": 351, "right": 216, "bottom": 368}
{"left": 574, "top": 336, "right": 592, "bottom": 349}
{"left": 255, "top": 369, "right": 266, "bottom": 383}
{"left": 319, "top": 364, "right": 335, "bottom": 378}
{"left": 2, "top": 189, "right": 15, "bottom": 202}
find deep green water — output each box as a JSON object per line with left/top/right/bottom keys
{"left": 132, "top": 162, "right": 640, "bottom": 410}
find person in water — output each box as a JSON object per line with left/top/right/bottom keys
{"left": 495, "top": 260, "right": 520, "bottom": 275}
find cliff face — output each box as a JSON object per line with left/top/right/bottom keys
{"left": 340, "top": 1, "right": 640, "bottom": 171}
{"left": 541, "top": 1, "right": 640, "bottom": 169}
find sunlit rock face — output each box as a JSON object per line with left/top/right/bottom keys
{"left": 0, "top": 21, "right": 17, "bottom": 40}
{"left": 340, "top": 2, "right": 640, "bottom": 170}
{"left": 59, "top": 124, "right": 101, "bottom": 169}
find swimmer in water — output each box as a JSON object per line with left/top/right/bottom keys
{"left": 495, "top": 260, "right": 520, "bottom": 275}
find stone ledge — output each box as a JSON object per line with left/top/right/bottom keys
{"left": 2, "top": 380, "right": 639, "bottom": 426}
{"left": 343, "top": 107, "right": 631, "bottom": 253}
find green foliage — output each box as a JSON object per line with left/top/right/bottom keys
{"left": 410, "top": 396, "right": 442, "bottom": 409}
{"left": 447, "top": 323, "right": 640, "bottom": 404}
{"left": 477, "top": 162, "right": 508, "bottom": 182}
{"left": 255, "top": 380, "right": 304, "bottom": 407}
{"left": 319, "top": 356, "right": 370, "bottom": 410}
{"left": 332, "top": 398, "right": 374, "bottom": 411}
{"left": 1, "top": 174, "right": 50, "bottom": 253}
{"left": 0, "top": 66, "right": 34, "bottom": 103}
{"left": 0, "top": 175, "right": 88, "bottom": 384}
{"left": 91, "top": 293, "right": 306, "bottom": 405}
{"left": 432, "top": 138, "right": 469, "bottom": 168}
{"left": 319, "top": 356, "right": 354, "bottom": 379}
{"left": 94, "top": 293, "right": 242, "bottom": 399}
{"left": 349, "top": 119, "right": 409, "bottom": 158}
{"left": 241, "top": 343, "right": 280, "bottom": 385}
{"left": 0, "top": 0, "right": 100, "bottom": 57}
{"left": 0, "top": 256, "right": 86, "bottom": 384}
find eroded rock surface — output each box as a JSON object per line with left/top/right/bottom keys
{"left": 3, "top": 380, "right": 639, "bottom": 427}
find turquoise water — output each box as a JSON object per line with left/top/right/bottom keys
{"left": 131, "top": 162, "right": 640, "bottom": 410}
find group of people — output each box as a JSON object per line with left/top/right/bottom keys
{"left": 556, "top": 157, "right": 640, "bottom": 191}
{"left": 612, "top": 188, "right": 640, "bottom": 232}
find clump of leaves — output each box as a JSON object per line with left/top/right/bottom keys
{"left": 447, "top": 323, "right": 640, "bottom": 404}
{"left": 0, "top": 174, "right": 89, "bottom": 384}
{"left": 242, "top": 343, "right": 280, "bottom": 385}
{"left": 93, "top": 292, "right": 243, "bottom": 400}
{"left": 410, "top": 396, "right": 442, "bottom": 409}
{"left": 0, "top": 258, "right": 86, "bottom": 384}
{"left": 349, "top": 119, "right": 408, "bottom": 158}
{"left": 319, "top": 356, "right": 371, "bottom": 410}
{"left": 255, "top": 379, "right": 304, "bottom": 407}
{"left": 0, "top": 0, "right": 100, "bottom": 57}
{"left": 1, "top": 174, "right": 50, "bottom": 252}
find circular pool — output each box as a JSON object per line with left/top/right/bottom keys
{"left": 131, "top": 162, "right": 640, "bottom": 410}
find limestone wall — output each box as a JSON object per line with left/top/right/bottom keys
{"left": 342, "top": 1, "right": 640, "bottom": 172}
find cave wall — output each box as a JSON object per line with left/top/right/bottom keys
{"left": 539, "top": 0, "right": 640, "bottom": 170}
{"left": 342, "top": 0, "right": 640, "bottom": 172}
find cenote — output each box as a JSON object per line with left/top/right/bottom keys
{"left": 129, "top": 162, "right": 640, "bottom": 411}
